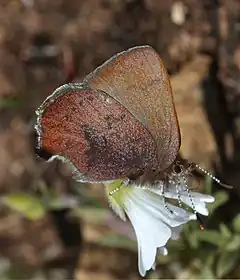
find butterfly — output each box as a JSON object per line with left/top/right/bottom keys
{"left": 35, "top": 45, "right": 231, "bottom": 189}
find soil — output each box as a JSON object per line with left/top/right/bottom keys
{"left": 0, "top": 0, "right": 239, "bottom": 279}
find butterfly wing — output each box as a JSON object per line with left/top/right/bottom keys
{"left": 83, "top": 45, "right": 181, "bottom": 171}
{"left": 35, "top": 84, "right": 158, "bottom": 182}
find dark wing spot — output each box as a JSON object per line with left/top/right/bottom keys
{"left": 104, "top": 114, "right": 127, "bottom": 130}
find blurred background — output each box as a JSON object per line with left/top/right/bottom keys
{"left": 0, "top": 0, "right": 240, "bottom": 279}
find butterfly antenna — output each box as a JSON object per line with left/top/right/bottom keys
{"left": 161, "top": 182, "right": 174, "bottom": 215}
{"left": 109, "top": 180, "right": 128, "bottom": 196}
{"left": 196, "top": 213, "right": 205, "bottom": 231}
{"left": 183, "top": 175, "right": 205, "bottom": 231}
{"left": 193, "top": 163, "right": 233, "bottom": 189}
{"left": 176, "top": 182, "right": 182, "bottom": 207}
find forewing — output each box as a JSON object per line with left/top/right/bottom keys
{"left": 35, "top": 84, "right": 158, "bottom": 182}
{"left": 83, "top": 45, "right": 181, "bottom": 171}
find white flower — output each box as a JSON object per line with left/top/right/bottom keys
{"left": 105, "top": 175, "right": 215, "bottom": 277}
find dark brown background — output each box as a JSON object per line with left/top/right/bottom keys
{"left": 0, "top": 0, "right": 239, "bottom": 279}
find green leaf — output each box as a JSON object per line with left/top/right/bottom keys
{"left": 232, "top": 214, "right": 240, "bottom": 233}
{"left": 1, "top": 193, "right": 46, "bottom": 220}
{"left": 100, "top": 234, "right": 137, "bottom": 251}
{"left": 204, "top": 253, "right": 215, "bottom": 267}
{"left": 0, "top": 97, "right": 20, "bottom": 109}
{"left": 70, "top": 207, "right": 109, "bottom": 224}
{"left": 147, "top": 271, "right": 161, "bottom": 279}
{"left": 204, "top": 175, "right": 213, "bottom": 194}
{"left": 196, "top": 230, "right": 225, "bottom": 247}
{"left": 207, "top": 191, "right": 229, "bottom": 214}
{"left": 199, "top": 265, "right": 215, "bottom": 279}
{"left": 216, "top": 251, "right": 239, "bottom": 277}
{"left": 225, "top": 235, "right": 240, "bottom": 252}
{"left": 187, "top": 230, "right": 199, "bottom": 249}
{"left": 46, "top": 196, "right": 78, "bottom": 210}
{"left": 72, "top": 184, "right": 104, "bottom": 209}
{"left": 220, "top": 223, "right": 232, "bottom": 238}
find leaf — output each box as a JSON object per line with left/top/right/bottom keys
{"left": 196, "top": 230, "right": 225, "bottom": 247}
{"left": 47, "top": 196, "right": 78, "bottom": 210}
{"left": 70, "top": 207, "right": 109, "bottom": 224}
{"left": 204, "top": 253, "right": 215, "bottom": 267}
{"left": 232, "top": 214, "right": 240, "bottom": 233}
{"left": 204, "top": 175, "right": 213, "bottom": 195}
{"left": 207, "top": 191, "right": 229, "bottom": 214}
{"left": 216, "top": 251, "right": 239, "bottom": 277}
{"left": 100, "top": 234, "right": 137, "bottom": 251}
{"left": 147, "top": 271, "right": 161, "bottom": 279}
{"left": 1, "top": 193, "right": 46, "bottom": 220}
{"left": 220, "top": 223, "right": 232, "bottom": 238}
{"left": 225, "top": 235, "right": 240, "bottom": 252}
{"left": 199, "top": 265, "right": 215, "bottom": 279}
{"left": 187, "top": 230, "right": 199, "bottom": 249}
{"left": 0, "top": 97, "right": 20, "bottom": 109}
{"left": 72, "top": 184, "right": 104, "bottom": 209}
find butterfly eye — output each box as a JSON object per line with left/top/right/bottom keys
{"left": 172, "top": 161, "right": 183, "bottom": 174}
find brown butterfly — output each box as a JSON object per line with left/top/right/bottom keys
{"left": 35, "top": 45, "right": 232, "bottom": 189}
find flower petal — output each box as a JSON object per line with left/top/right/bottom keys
{"left": 152, "top": 183, "right": 214, "bottom": 216}
{"left": 108, "top": 195, "right": 126, "bottom": 221}
{"left": 173, "top": 194, "right": 210, "bottom": 216}
{"left": 105, "top": 178, "right": 215, "bottom": 277}
{"left": 190, "top": 192, "right": 215, "bottom": 203}
{"left": 124, "top": 192, "right": 171, "bottom": 276}
{"left": 129, "top": 187, "right": 193, "bottom": 227}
